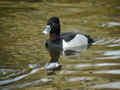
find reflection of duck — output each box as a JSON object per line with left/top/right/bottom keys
{"left": 42, "top": 16, "right": 94, "bottom": 70}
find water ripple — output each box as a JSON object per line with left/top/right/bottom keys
{"left": 95, "top": 56, "right": 120, "bottom": 60}
{"left": 0, "top": 78, "right": 52, "bottom": 90}
{"left": 67, "top": 63, "right": 120, "bottom": 69}
{"left": 92, "top": 82, "right": 120, "bottom": 89}
{"left": 0, "top": 68, "right": 41, "bottom": 86}
{"left": 66, "top": 77, "right": 94, "bottom": 82}
{"left": 104, "top": 50, "right": 120, "bottom": 56}
{"left": 93, "top": 70, "right": 120, "bottom": 74}
{"left": 107, "top": 44, "right": 120, "bottom": 47}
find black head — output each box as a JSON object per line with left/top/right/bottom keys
{"left": 42, "top": 16, "right": 61, "bottom": 36}
{"left": 47, "top": 16, "right": 60, "bottom": 25}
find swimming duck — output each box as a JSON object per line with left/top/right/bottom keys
{"left": 42, "top": 16, "right": 94, "bottom": 70}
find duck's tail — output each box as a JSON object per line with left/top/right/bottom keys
{"left": 84, "top": 35, "right": 96, "bottom": 46}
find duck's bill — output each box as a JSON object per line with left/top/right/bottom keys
{"left": 42, "top": 25, "right": 51, "bottom": 35}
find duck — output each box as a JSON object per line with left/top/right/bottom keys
{"left": 42, "top": 16, "right": 94, "bottom": 70}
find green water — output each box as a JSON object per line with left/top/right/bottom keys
{"left": 0, "top": 0, "right": 120, "bottom": 90}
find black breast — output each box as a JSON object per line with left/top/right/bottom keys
{"left": 45, "top": 39, "right": 63, "bottom": 52}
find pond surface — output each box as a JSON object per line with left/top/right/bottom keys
{"left": 0, "top": 0, "right": 120, "bottom": 90}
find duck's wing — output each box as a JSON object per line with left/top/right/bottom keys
{"left": 61, "top": 32, "right": 77, "bottom": 42}
{"left": 61, "top": 32, "right": 95, "bottom": 45}
{"left": 61, "top": 32, "right": 95, "bottom": 53}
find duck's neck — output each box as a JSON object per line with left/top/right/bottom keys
{"left": 49, "top": 33, "right": 60, "bottom": 40}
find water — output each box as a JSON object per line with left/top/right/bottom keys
{"left": 0, "top": 0, "right": 120, "bottom": 90}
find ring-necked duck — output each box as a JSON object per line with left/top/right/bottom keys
{"left": 42, "top": 16, "right": 94, "bottom": 70}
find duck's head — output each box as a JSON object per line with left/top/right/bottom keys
{"left": 42, "top": 16, "right": 61, "bottom": 40}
